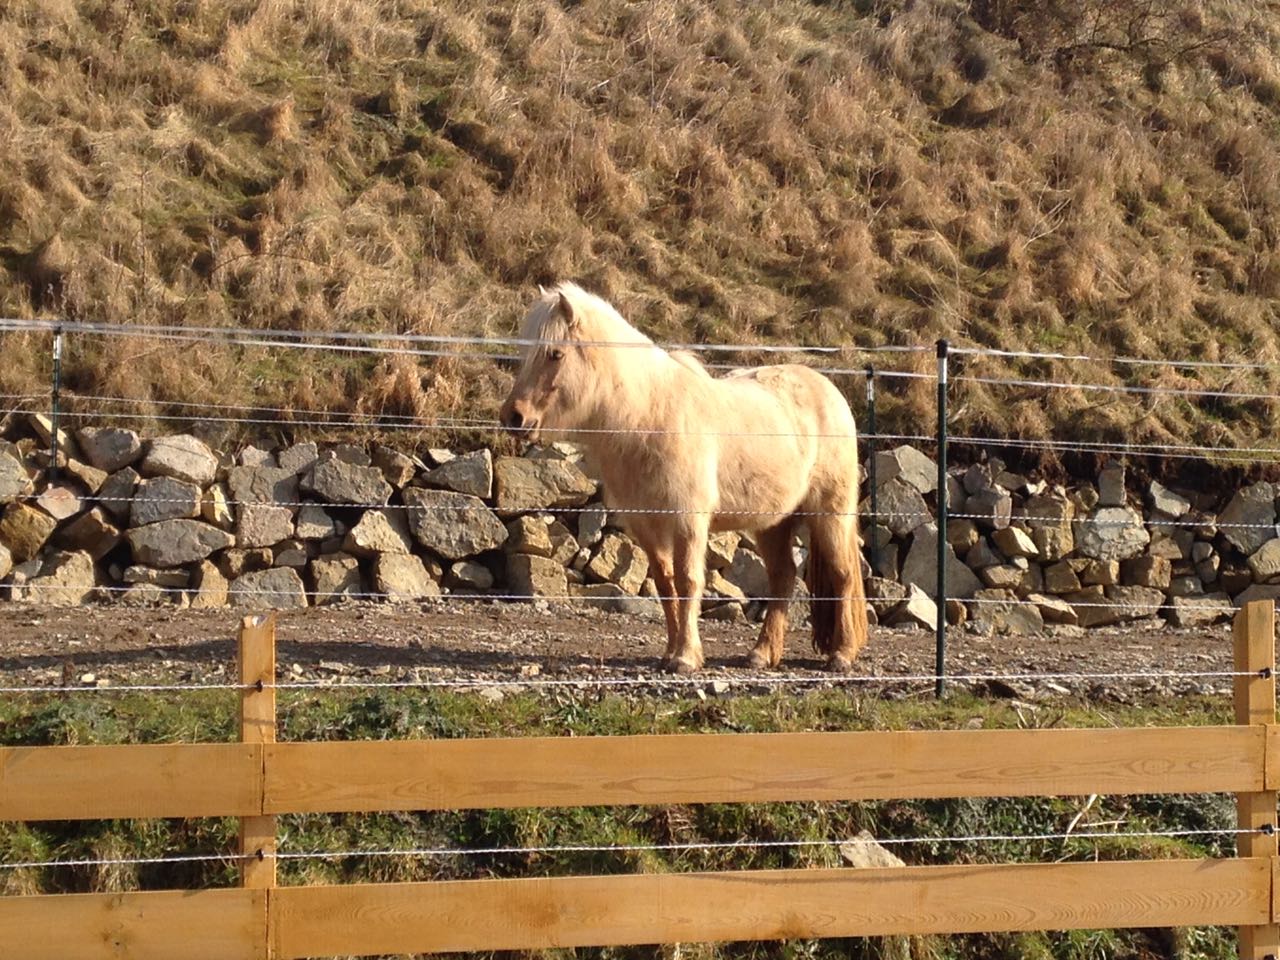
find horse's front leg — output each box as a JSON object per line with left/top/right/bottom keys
{"left": 645, "top": 547, "right": 681, "bottom": 669}
{"left": 747, "top": 520, "right": 797, "bottom": 670}
{"left": 669, "top": 523, "right": 709, "bottom": 674}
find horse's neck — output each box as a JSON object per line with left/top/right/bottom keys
{"left": 580, "top": 346, "right": 688, "bottom": 449}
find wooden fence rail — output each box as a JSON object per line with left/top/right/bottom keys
{"left": 1, "top": 605, "right": 1278, "bottom": 959}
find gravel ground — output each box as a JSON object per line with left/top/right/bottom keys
{"left": 0, "top": 601, "right": 1238, "bottom": 703}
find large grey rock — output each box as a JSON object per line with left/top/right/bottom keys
{"left": 1149, "top": 481, "right": 1191, "bottom": 518}
{"left": 577, "top": 505, "right": 608, "bottom": 547}
{"left": 507, "top": 553, "right": 567, "bottom": 599}
{"left": 869, "top": 477, "right": 930, "bottom": 537}
{"left": 375, "top": 554, "right": 440, "bottom": 601}
{"left": 1075, "top": 506, "right": 1150, "bottom": 561}
{"left": 131, "top": 476, "right": 202, "bottom": 526}
{"left": 239, "top": 445, "right": 275, "bottom": 468}
{"left": 865, "top": 577, "right": 907, "bottom": 618}
{"left": 586, "top": 532, "right": 650, "bottom": 595}
{"left": 304, "top": 459, "right": 392, "bottom": 506}
{"left": 343, "top": 508, "right": 413, "bottom": 557}
{"left": 1105, "top": 585, "right": 1166, "bottom": 621}
{"left": 885, "top": 584, "right": 937, "bottom": 630}
{"left": 20, "top": 550, "right": 96, "bottom": 606}
{"left": 970, "top": 588, "right": 1044, "bottom": 634}
{"left": 295, "top": 504, "right": 338, "bottom": 541}
{"left": 0, "top": 451, "right": 31, "bottom": 503}
{"left": 311, "top": 554, "right": 363, "bottom": 603}
{"left": 1220, "top": 483, "right": 1277, "bottom": 556}
{"left": 230, "top": 567, "right": 308, "bottom": 609}
{"left": 371, "top": 445, "right": 417, "bottom": 488}
{"left": 127, "top": 519, "right": 235, "bottom": 568}
{"left": 575, "top": 581, "right": 663, "bottom": 618}
{"left": 0, "top": 502, "right": 58, "bottom": 562}
{"left": 419, "top": 449, "right": 493, "bottom": 499}
{"left": 964, "top": 489, "right": 1012, "bottom": 530}
{"left": 446, "top": 560, "right": 495, "bottom": 591}
{"left": 76, "top": 427, "right": 143, "bottom": 472}
{"left": 1097, "top": 462, "right": 1126, "bottom": 507}
{"left": 1066, "top": 585, "right": 1120, "bottom": 628}
{"left": 140, "top": 434, "right": 219, "bottom": 486}
{"left": 98, "top": 467, "right": 139, "bottom": 522}
{"left": 873, "top": 445, "right": 936, "bottom": 495}
{"left": 226, "top": 467, "right": 295, "bottom": 547}
{"left": 900, "top": 523, "right": 982, "bottom": 599}
{"left": 1166, "top": 593, "right": 1233, "bottom": 628}
{"left": 493, "top": 456, "right": 596, "bottom": 514}
{"left": 278, "top": 442, "right": 319, "bottom": 475}
{"left": 1022, "top": 493, "right": 1075, "bottom": 561}
{"left": 402, "top": 488, "right": 507, "bottom": 560}
{"left": 1250, "top": 538, "right": 1280, "bottom": 583}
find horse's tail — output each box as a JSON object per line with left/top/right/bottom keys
{"left": 805, "top": 517, "right": 870, "bottom": 659}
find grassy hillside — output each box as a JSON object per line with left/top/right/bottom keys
{"left": 2, "top": 0, "right": 1280, "bottom": 455}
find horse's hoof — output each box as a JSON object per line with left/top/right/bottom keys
{"left": 666, "top": 657, "right": 700, "bottom": 675}
{"left": 745, "top": 650, "right": 772, "bottom": 671}
{"left": 825, "top": 654, "right": 854, "bottom": 674}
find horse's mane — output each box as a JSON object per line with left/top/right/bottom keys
{"left": 527, "top": 283, "right": 710, "bottom": 377}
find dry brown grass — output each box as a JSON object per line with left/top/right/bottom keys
{"left": 1, "top": 0, "right": 1280, "bottom": 459}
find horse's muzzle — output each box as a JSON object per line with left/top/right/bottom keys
{"left": 499, "top": 399, "right": 538, "bottom": 437}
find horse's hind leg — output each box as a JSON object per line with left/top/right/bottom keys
{"left": 669, "top": 523, "right": 709, "bottom": 674}
{"left": 746, "top": 519, "right": 797, "bottom": 670}
{"left": 645, "top": 544, "right": 681, "bottom": 668}
{"left": 807, "top": 512, "right": 869, "bottom": 672}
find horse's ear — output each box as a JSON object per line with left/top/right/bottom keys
{"left": 537, "top": 284, "right": 548, "bottom": 296}
{"left": 558, "top": 290, "right": 577, "bottom": 328}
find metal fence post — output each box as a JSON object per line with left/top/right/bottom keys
{"left": 935, "top": 340, "right": 949, "bottom": 699}
{"left": 865, "top": 366, "right": 878, "bottom": 573}
{"left": 50, "top": 326, "right": 63, "bottom": 482}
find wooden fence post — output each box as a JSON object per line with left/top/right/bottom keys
{"left": 238, "top": 613, "right": 277, "bottom": 891}
{"left": 1234, "top": 599, "right": 1278, "bottom": 960}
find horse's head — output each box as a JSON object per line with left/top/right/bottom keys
{"left": 500, "top": 286, "right": 593, "bottom": 443}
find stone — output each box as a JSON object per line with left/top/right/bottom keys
{"left": 127, "top": 519, "right": 235, "bottom": 568}
{"left": 36, "top": 484, "right": 83, "bottom": 521}
{"left": 98, "top": 467, "right": 139, "bottom": 522}
{"left": 419, "top": 448, "right": 493, "bottom": 499}
{"left": 707, "top": 532, "right": 741, "bottom": 570}
{"left": 505, "top": 516, "right": 554, "bottom": 557}
{"left": 218, "top": 548, "right": 273, "bottom": 579}
{"left": 885, "top": 584, "right": 937, "bottom": 630}
{"left": 1016, "top": 562, "right": 1044, "bottom": 598}
{"left": 278, "top": 442, "right": 319, "bottom": 475}
{"left": 235, "top": 504, "right": 294, "bottom": 549}
{"left": 20, "top": 550, "right": 96, "bottom": 606}
{"left": 372, "top": 445, "right": 417, "bottom": 488}
{"left": 272, "top": 541, "right": 310, "bottom": 568}
{"left": 964, "top": 538, "right": 1005, "bottom": 572}
{"left": 723, "top": 546, "right": 770, "bottom": 598}
{"left": 330, "top": 443, "right": 370, "bottom": 466}
{"left": 402, "top": 488, "right": 507, "bottom": 560}
{"left": 1220, "top": 483, "right": 1277, "bottom": 556}
{"left": 869, "top": 478, "right": 930, "bottom": 537}
{"left": 0, "top": 502, "right": 58, "bottom": 562}
{"left": 189, "top": 560, "right": 229, "bottom": 608}
{"left": 304, "top": 459, "right": 392, "bottom": 506}
{"left": 1075, "top": 506, "right": 1150, "bottom": 561}
{"left": 76, "top": 427, "right": 143, "bottom": 472}
{"left": 1097, "top": 462, "right": 1126, "bottom": 507}
{"left": 1105, "top": 585, "right": 1165, "bottom": 622}
{"left": 1249, "top": 539, "right": 1280, "bottom": 582}
{"left": 196, "top": 483, "right": 230, "bottom": 529}
{"left": 1192, "top": 541, "right": 1214, "bottom": 563}
{"left": 507, "top": 553, "right": 567, "bottom": 599}
{"left": 962, "top": 463, "right": 994, "bottom": 496}
{"left": 587, "top": 532, "right": 650, "bottom": 595}
{"left": 870, "top": 541, "right": 899, "bottom": 581}
{"left": 840, "top": 830, "right": 906, "bottom": 870}
{"left": 1027, "top": 593, "right": 1078, "bottom": 625}
{"left": 344, "top": 509, "right": 413, "bottom": 557}
{"left": 901, "top": 523, "right": 982, "bottom": 599}
{"left": 1221, "top": 565, "right": 1254, "bottom": 596}
{"left": 866, "top": 577, "right": 908, "bottom": 618}
{"left": 424, "top": 448, "right": 455, "bottom": 466}
{"left": 980, "top": 564, "right": 1023, "bottom": 589}
{"left": 992, "top": 526, "right": 1037, "bottom": 559}
{"left": 1167, "top": 593, "right": 1233, "bottom": 627}
{"left": 577, "top": 505, "right": 608, "bottom": 547}
{"left": 965, "top": 489, "right": 1012, "bottom": 530}
{"left": 375, "top": 553, "right": 441, "bottom": 601}
{"left": 446, "top": 560, "right": 495, "bottom": 591}
{"left": 1149, "top": 481, "right": 1191, "bottom": 518}
{"left": 310, "top": 553, "right": 363, "bottom": 603}
{"left": 295, "top": 505, "right": 338, "bottom": 541}
{"left": 1023, "top": 494, "right": 1075, "bottom": 561}
{"left": 0, "top": 451, "right": 32, "bottom": 503}
{"left": 493, "top": 456, "right": 596, "bottom": 514}
{"left": 1196, "top": 556, "right": 1221, "bottom": 584}
{"left": 140, "top": 434, "right": 219, "bottom": 486}
{"left": 123, "top": 565, "right": 190, "bottom": 587}
{"left": 1148, "top": 535, "right": 1185, "bottom": 561}
{"left": 705, "top": 570, "right": 748, "bottom": 603}
{"left": 58, "top": 507, "right": 120, "bottom": 560}
{"left": 1067, "top": 585, "right": 1120, "bottom": 628}
{"left": 1168, "top": 575, "right": 1204, "bottom": 598}
{"left": 548, "top": 524, "right": 579, "bottom": 566}
{"left": 64, "top": 459, "right": 108, "bottom": 494}
{"left": 946, "top": 519, "right": 980, "bottom": 554}
{"left": 575, "top": 581, "right": 663, "bottom": 618}
{"left": 230, "top": 567, "right": 308, "bottom": 609}
{"left": 0, "top": 543, "right": 10, "bottom": 581}
{"left": 970, "top": 588, "right": 1043, "bottom": 634}
{"left": 1122, "top": 556, "right": 1172, "bottom": 590}
{"left": 1081, "top": 560, "right": 1120, "bottom": 586}
{"left": 131, "top": 476, "right": 202, "bottom": 526}
{"left": 873, "top": 445, "right": 936, "bottom": 495}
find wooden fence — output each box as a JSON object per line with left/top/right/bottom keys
{"left": 1, "top": 603, "right": 1278, "bottom": 959}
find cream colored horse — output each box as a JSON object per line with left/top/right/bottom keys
{"left": 499, "top": 283, "right": 869, "bottom": 674}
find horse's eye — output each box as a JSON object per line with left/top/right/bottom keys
{"left": 549, "top": 349, "right": 565, "bottom": 362}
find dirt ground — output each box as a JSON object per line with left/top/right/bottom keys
{"left": 0, "top": 600, "right": 1236, "bottom": 702}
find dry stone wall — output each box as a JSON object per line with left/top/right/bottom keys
{"left": 0, "top": 416, "right": 1261, "bottom": 632}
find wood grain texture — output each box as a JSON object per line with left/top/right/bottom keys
{"left": 1233, "top": 601, "right": 1279, "bottom": 958}
{"left": 0, "top": 889, "right": 267, "bottom": 960}
{"left": 262, "top": 725, "right": 1263, "bottom": 814}
{"left": 269, "top": 859, "right": 1270, "bottom": 958}
{"left": 0, "top": 743, "right": 260, "bottom": 821}
{"left": 238, "top": 613, "right": 277, "bottom": 890}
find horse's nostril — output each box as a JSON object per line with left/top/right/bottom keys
{"left": 508, "top": 408, "right": 524, "bottom": 429}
